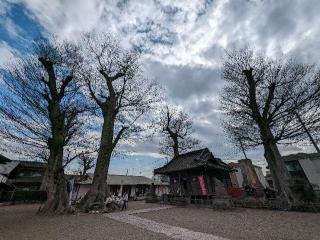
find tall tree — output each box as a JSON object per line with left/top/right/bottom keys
{"left": 158, "top": 105, "right": 200, "bottom": 158}
{"left": 223, "top": 122, "right": 250, "bottom": 159}
{"left": 221, "top": 49, "right": 320, "bottom": 204}
{"left": 0, "top": 39, "right": 87, "bottom": 214}
{"left": 78, "top": 153, "right": 95, "bottom": 180}
{"left": 78, "top": 33, "right": 160, "bottom": 210}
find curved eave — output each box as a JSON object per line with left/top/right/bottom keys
{"left": 154, "top": 165, "right": 233, "bottom": 175}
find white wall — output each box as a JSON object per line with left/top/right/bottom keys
{"left": 155, "top": 185, "right": 169, "bottom": 196}
{"left": 72, "top": 184, "right": 168, "bottom": 200}
{"left": 254, "top": 166, "right": 268, "bottom": 188}
{"left": 235, "top": 167, "right": 243, "bottom": 187}
{"left": 299, "top": 159, "right": 320, "bottom": 190}
{"left": 72, "top": 184, "right": 90, "bottom": 201}
{"left": 130, "top": 186, "right": 136, "bottom": 196}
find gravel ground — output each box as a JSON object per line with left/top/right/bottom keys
{"left": 125, "top": 201, "right": 165, "bottom": 210}
{"left": 106, "top": 206, "right": 228, "bottom": 240}
{"left": 0, "top": 203, "right": 168, "bottom": 240}
{"left": 136, "top": 206, "right": 320, "bottom": 240}
{"left": 2, "top": 202, "right": 320, "bottom": 240}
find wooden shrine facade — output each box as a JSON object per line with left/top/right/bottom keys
{"left": 154, "top": 148, "right": 234, "bottom": 205}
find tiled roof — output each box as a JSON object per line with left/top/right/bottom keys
{"left": 0, "top": 154, "right": 11, "bottom": 164}
{"left": 154, "top": 148, "right": 232, "bottom": 174}
{"left": 0, "top": 161, "right": 20, "bottom": 176}
{"left": 0, "top": 156, "right": 46, "bottom": 176}
{"left": 13, "top": 160, "right": 47, "bottom": 169}
{"left": 78, "top": 174, "right": 154, "bottom": 186}
{"left": 282, "top": 152, "right": 320, "bottom": 162}
{"left": 107, "top": 175, "right": 153, "bottom": 185}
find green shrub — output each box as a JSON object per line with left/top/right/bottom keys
{"left": 290, "top": 177, "right": 317, "bottom": 202}
{"left": 291, "top": 203, "right": 320, "bottom": 212}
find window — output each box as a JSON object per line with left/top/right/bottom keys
{"left": 286, "top": 161, "right": 302, "bottom": 172}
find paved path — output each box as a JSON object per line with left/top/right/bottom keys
{"left": 105, "top": 206, "right": 230, "bottom": 240}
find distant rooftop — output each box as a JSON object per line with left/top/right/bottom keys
{"left": 228, "top": 160, "right": 262, "bottom": 169}
{"left": 0, "top": 161, "right": 20, "bottom": 176}
{"left": 282, "top": 152, "right": 320, "bottom": 162}
{"left": 78, "top": 174, "right": 161, "bottom": 186}
{"left": 12, "top": 160, "right": 47, "bottom": 169}
{"left": 154, "top": 148, "right": 232, "bottom": 175}
{"left": 0, "top": 154, "right": 46, "bottom": 176}
{"left": 0, "top": 154, "right": 11, "bottom": 164}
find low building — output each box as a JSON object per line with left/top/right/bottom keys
{"left": 73, "top": 174, "right": 168, "bottom": 201}
{"left": 228, "top": 159, "right": 268, "bottom": 189}
{"left": 154, "top": 148, "right": 234, "bottom": 205}
{"left": 0, "top": 155, "right": 47, "bottom": 202}
{"left": 152, "top": 175, "right": 170, "bottom": 197}
{"left": 228, "top": 159, "right": 268, "bottom": 198}
{"left": 0, "top": 154, "right": 46, "bottom": 190}
{"left": 282, "top": 152, "right": 320, "bottom": 193}
{"left": 265, "top": 170, "right": 274, "bottom": 189}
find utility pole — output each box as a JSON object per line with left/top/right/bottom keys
{"left": 295, "top": 111, "right": 320, "bottom": 153}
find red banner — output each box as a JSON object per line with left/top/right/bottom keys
{"left": 198, "top": 176, "right": 207, "bottom": 195}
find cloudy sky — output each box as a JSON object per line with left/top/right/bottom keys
{"left": 1, "top": 0, "right": 319, "bottom": 176}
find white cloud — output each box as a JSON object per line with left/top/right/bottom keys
{"left": 12, "top": 0, "right": 320, "bottom": 68}
{"left": 1, "top": 0, "right": 320, "bottom": 175}
{"left": 1, "top": 18, "right": 23, "bottom": 38}
{"left": 0, "top": 41, "right": 17, "bottom": 67}
{"left": 0, "top": 1, "right": 10, "bottom": 15}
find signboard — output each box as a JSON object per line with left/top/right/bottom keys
{"left": 198, "top": 175, "right": 207, "bottom": 195}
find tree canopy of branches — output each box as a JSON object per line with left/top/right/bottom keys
{"left": 0, "top": 39, "right": 89, "bottom": 214}
{"left": 223, "top": 124, "right": 250, "bottom": 159}
{"left": 78, "top": 153, "right": 95, "bottom": 180}
{"left": 158, "top": 105, "right": 200, "bottom": 158}
{"left": 221, "top": 49, "right": 320, "bottom": 204}
{"left": 78, "top": 33, "right": 160, "bottom": 210}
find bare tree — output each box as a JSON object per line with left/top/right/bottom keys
{"left": 78, "top": 153, "right": 95, "bottom": 180}
{"left": 221, "top": 49, "right": 320, "bottom": 205}
{"left": 223, "top": 122, "right": 250, "bottom": 159}
{"left": 0, "top": 39, "right": 88, "bottom": 214}
{"left": 78, "top": 33, "right": 160, "bottom": 210}
{"left": 40, "top": 138, "right": 98, "bottom": 191}
{"left": 158, "top": 105, "right": 200, "bottom": 158}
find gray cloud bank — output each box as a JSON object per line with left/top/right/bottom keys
{"left": 1, "top": 0, "right": 320, "bottom": 174}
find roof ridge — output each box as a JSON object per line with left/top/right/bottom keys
{"left": 283, "top": 152, "right": 320, "bottom": 156}
{"left": 175, "top": 148, "right": 209, "bottom": 158}
{"left": 108, "top": 174, "right": 149, "bottom": 177}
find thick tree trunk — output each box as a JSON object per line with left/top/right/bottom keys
{"left": 38, "top": 80, "right": 69, "bottom": 214}
{"left": 39, "top": 168, "right": 48, "bottom": 191}
{"left": 173, "top": 137, "right": 179, "bottom": 158}
{"left": 243, "top": 69, "right": 297, "bottom": 206}
{"left": 38, "top": 147, "right": 69, "bottom": 215}
{"left": 261, "top": 129, "right": 297, "bottom": 206}
{"left": 79, "top": 152, "right": 111, "bottom": 211}
{"left": 79, "top": 108, "right": 115, "bottom": 211}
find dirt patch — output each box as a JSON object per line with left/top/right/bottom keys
{"left": 0, "top": 204, "right": 168, "bottom": 240}
{"left": 136, "top": 206, "right": 320, "bottom": 240}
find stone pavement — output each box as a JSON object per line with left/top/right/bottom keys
{"left": 104, "top": 206, "right": 230, "bottom": 240}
